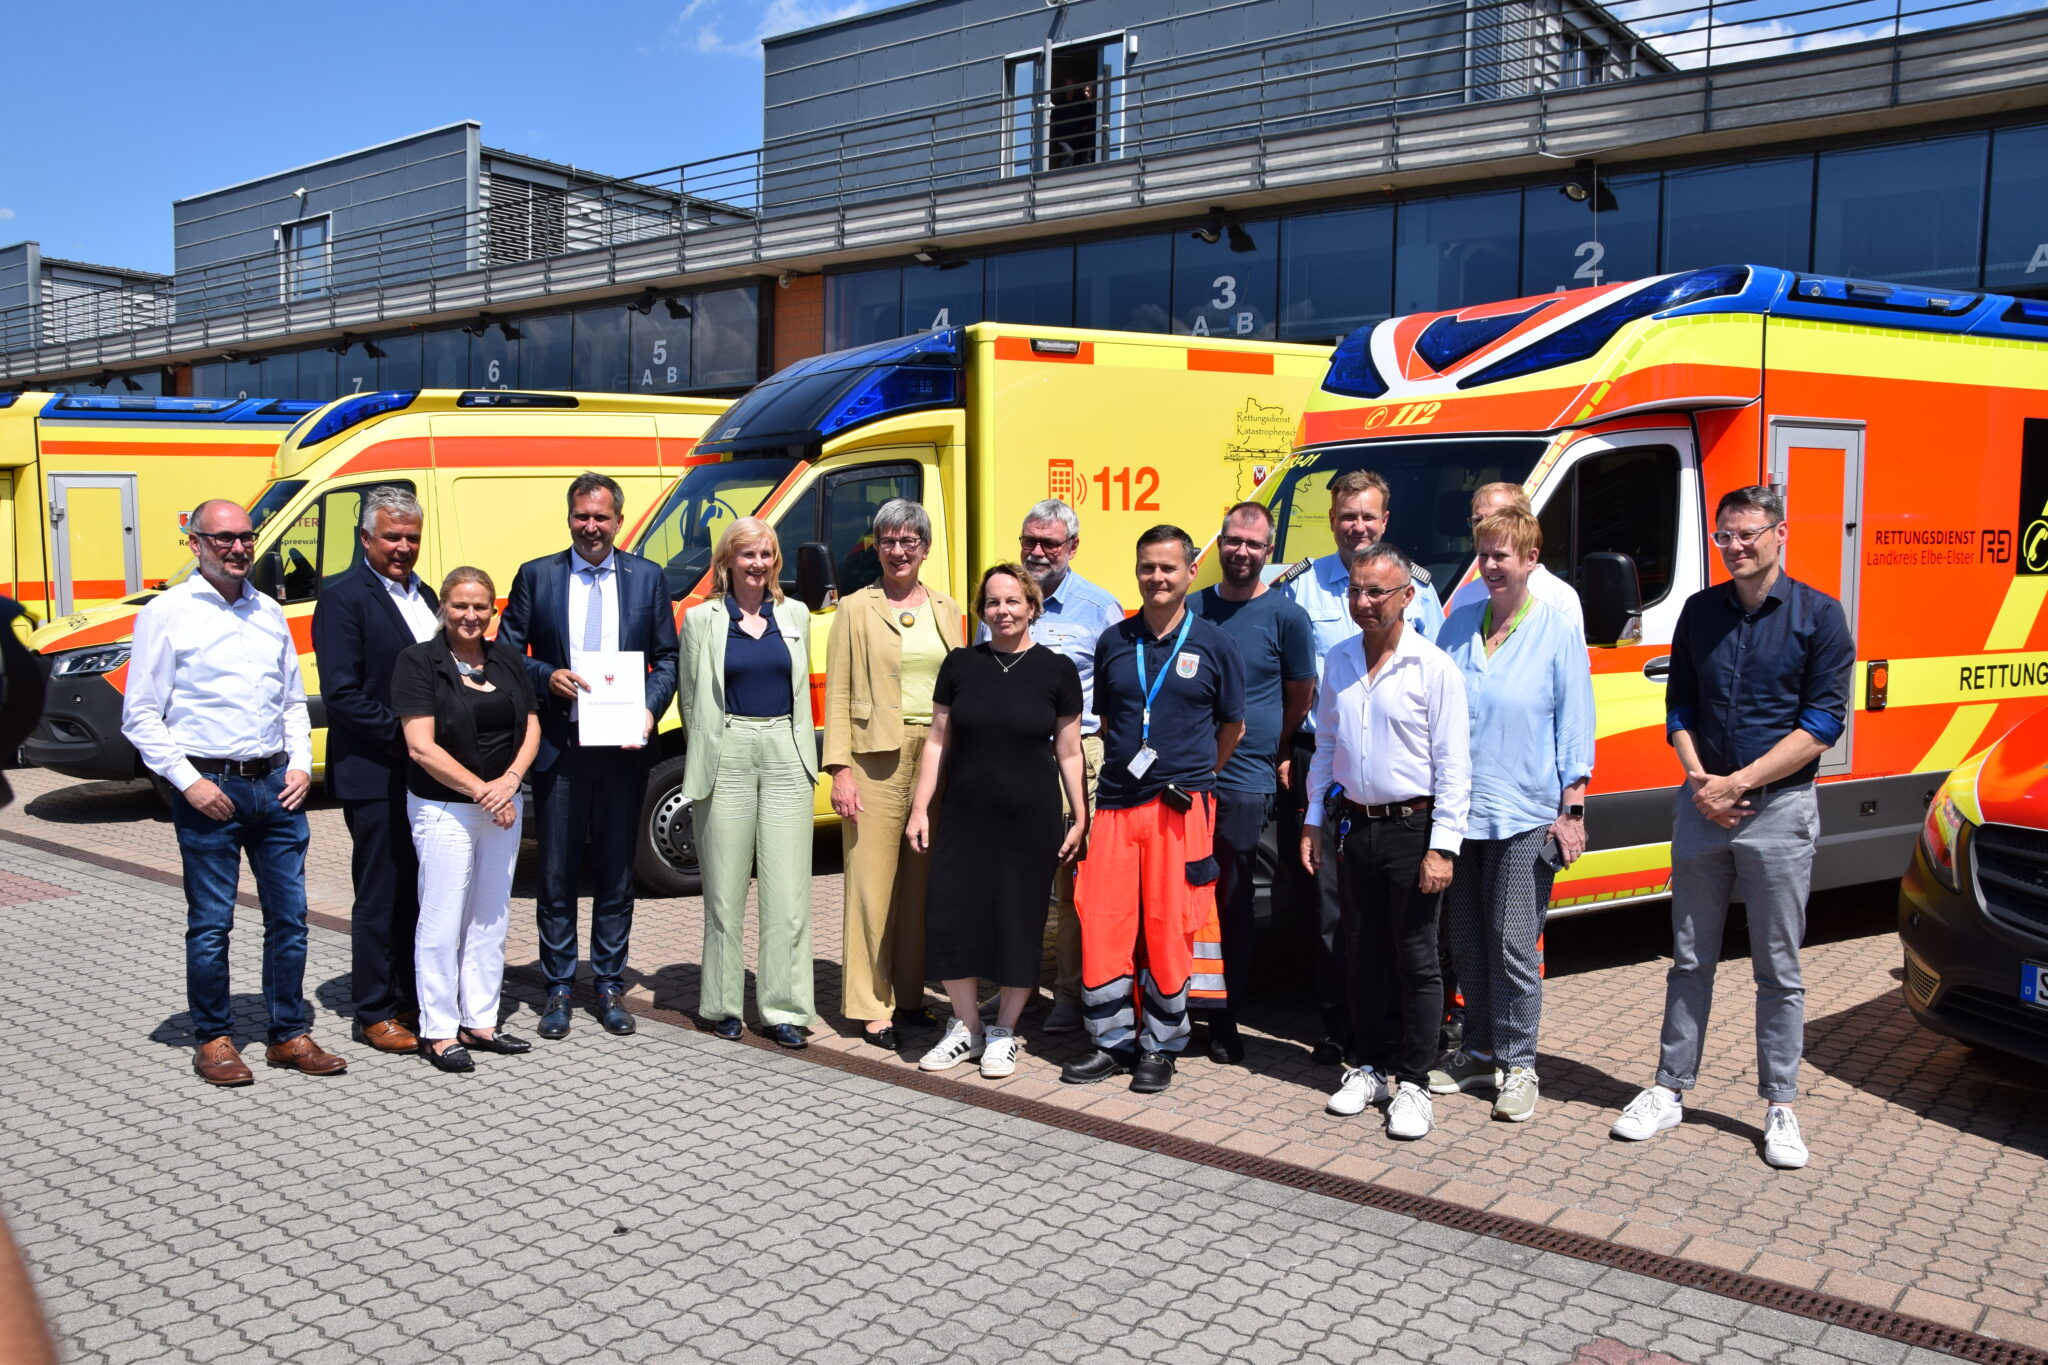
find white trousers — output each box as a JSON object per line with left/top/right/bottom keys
{"left": 409, "top": 795, "right": 521, "bottom": 1041}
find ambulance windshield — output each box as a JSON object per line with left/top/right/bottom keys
{"left": 1266, "top": 438, "right": 1546, "bottom": 589}
{"left": 633, "top": 458, "right": 800, "bottom": 602}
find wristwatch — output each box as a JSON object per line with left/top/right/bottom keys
{"left": 1564, "top": 804, "right": 1586, "bottom": 818}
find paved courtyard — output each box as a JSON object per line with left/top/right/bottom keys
{"left": 3, "top": 768, "right": 2045, "bottom": 1361}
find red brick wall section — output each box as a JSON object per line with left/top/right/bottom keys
{"left": 773, "top": 274, "right": 826, "bottom": 371}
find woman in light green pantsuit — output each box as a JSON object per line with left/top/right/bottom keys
{"left": 679, "top": 518, "right": 820, "bottom": 1048}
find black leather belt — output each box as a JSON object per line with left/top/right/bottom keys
{"left": 189, "top": 754, "right": 284, "bottom": 778}
{"left": 1331, "top": 793, "right": 1433, "bottom": 821}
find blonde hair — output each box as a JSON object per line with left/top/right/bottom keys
{"left": 976, "top": 562, "right": 1044, "bottom": 623}
{"left": 439, "top": 565, "right": 496, "bottom": 601}
{"left": 1474, "top": 507, "right": 1543, "bottom": 559}
{"left": 711, "top": 517, "right": 785, "bottom": 602}
{"left": 1470, "top": 481, "right": 1531, "bottom": 514}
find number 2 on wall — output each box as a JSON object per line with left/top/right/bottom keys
{"left": 1574, "top": 240, "right": 1606, "bottom": 285}
{"left": 1092, "top": 466, "right": 1161, "bottom": 512}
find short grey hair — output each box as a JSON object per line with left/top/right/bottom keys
{"left": 873, "top": 498, "right": 931, "bottom": 544}
{"left": 1716, "top": 484, "right": 1785, "bottom": 523}
{"left": 359, "top": 485, "right": 423, "bottom": 533}
{"left": 1022, "top": 499, "right": 1079, "bottom": 541}
{"left": 1350, "top": 540, "right": 1413, "bottom": 580}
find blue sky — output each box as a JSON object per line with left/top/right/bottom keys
{"left": 0, "top": 0, "right": 867, "bottom": 274}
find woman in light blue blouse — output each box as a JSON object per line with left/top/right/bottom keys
{"left": 1432, "top": 506, "right": 1594, "bottom": 1124}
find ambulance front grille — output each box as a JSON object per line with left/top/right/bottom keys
{"left": 1902, "top": 949, "right": 1940, "bottom": 1009}
{"left": 1972, "top": 824, "right": 2048, "bottom": 946}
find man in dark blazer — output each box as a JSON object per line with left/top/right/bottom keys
{"left": 310, "top": 486, "right": 440, "bottom": 1052}
{"left": 499, "top": 471, "right": 679, "bottom": 1040}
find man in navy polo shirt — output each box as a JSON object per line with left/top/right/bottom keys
{"left": 1064, "top": 525, "right": 1245, "bottom": 1095}
{"left": 1611, "top": 485, "right": 1852, "bottom": 1170}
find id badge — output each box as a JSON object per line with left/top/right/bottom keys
{"left": 1127, "top": 746, "right": 1158, "bottom": 778}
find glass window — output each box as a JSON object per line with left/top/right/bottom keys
{"left": 1006, "top": 55, "right": 1042, "bottom": 177}
{"left": 825, "top": 268, "right": 902, "bottom": 351}
{"left": 903, "top": 257, "right": 986, "bottom": 333}
{"left": 294, "top": 347, "right": 339, "bottom": 403}
{"left": 630, "top": 306, "right": 692, "bottom": 393}
{"left": 1077, "top": 234, "right": 1170, "bottom": 332}
{"left": 1174, "top": 219, "right": 1277, "bottom": 339}
{"left": 470, "top": 327, "right": 519, "bottom": 390}
{"left": 282, "top": 218, "right": 330, "bottom": 302}
{"left": 572, "top": 307, "right": 631, "bottom": 391}
{"left": 1521, "top": 172, "right": 1658, "bottom": 295}
{"left": 274, "top": 480, "right": 413, "bottom": 604}
{"left": 634, "top": 457, "right": 800, "bottom": 600}
{"left": 1538, "top": 445, "right": 1681, "bottom": 606}
{"left": 224, "top": 354, "right": 284, "bottom": 402}
{"left": 373, "top": 335, "right": 422, "bottom": 392}
{"left": 189, "top": 361, "right": 227, "bottom": 398}
{"left": 519, "top": 313, "right": 572, "bottom": 390}
{"left": 1985, "top": 125, "right": 2048, "bottom": 293}
{"left": 109, "top": 370, "right": 163, "bottom": 397}
{"left": 1281, "top": 207, "right": 1394, "bottom": 342}
{"left": 1394, "top": 192, "right": 1521, "bottom": 315}
{"left": 1814, "top": 135, "right": 1987, "bottom": 289}
{"left": 422, "top": 330, "right": 469, "bottom": 389}
{"left": 334, "top": 343, "right": 380, "bottom": 398}
{"left": 985, "top": 248, "right": 1073, "bottom": 326}
{"left": 1662, "top": 156, "right": 1813, "bottom": 274}
{"left": 691, "top": 285, "right": 761, "bottom": 389}
{"left": 822, "top": 463, "right": 922, "bottom": 596}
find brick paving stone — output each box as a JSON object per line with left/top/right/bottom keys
{"left": 4, "top": 766, "right": 2044, "bottom": 1353}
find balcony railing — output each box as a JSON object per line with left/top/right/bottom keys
{"left": 0, "top": 0, "right": 2036, "bottom": 361}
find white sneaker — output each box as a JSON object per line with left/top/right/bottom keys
{"left": 1610, "top": 1087, "right": 1684, "bottom": 1141}
{"left": 918, "top": 1018, "right": 985, "bottom": 1071}
{"left": 1326, "top": 1065, "right": 1389, "bottom": 1116}
{"left": 980, "top": 1026, "right": 1019, "bottom": 1079}
{"left": 1762, "top": 1105, "right": 1809, "bottom": 1169}
{"left": 1385, "top": 1082, "right": 1434, "bottom": 1139}
{"left": 1043, "top": 998, "right": 1084, "bottom": 1034}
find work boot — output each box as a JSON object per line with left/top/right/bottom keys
{"left": 1129, "top": 1051, "right": 1177, "bottom": 1094}
{"left": 1060, "top": 1048, "right": 1134, "bottom": 1085}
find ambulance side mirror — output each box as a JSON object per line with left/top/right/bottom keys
{"left": 796, "top": 542, "right": 839, "bottom": 612}
{"left": 1579, "top": 552, "right": 1642, "bottom": 648}
{"left": 248, "top": 550, "right": 285, "bottom": 602}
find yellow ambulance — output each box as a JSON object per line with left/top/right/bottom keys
{"left": 620, "top": 323, "right": 1332, "bottom": 893}
{"left": 0, "top": 392, "right": 317, "bottom": 623}
{"left": 25, "top": 388, "right": 728, "bottom": 786}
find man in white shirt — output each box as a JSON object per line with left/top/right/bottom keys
{"left": 1442, "top": 482, "right": 1585, "bottom": 636}
{"left": 122, "top": 498, "right": 345, "bottom": 1087}
{"left": 1303, "top": 542, "right": 1470, "bottom": 1139}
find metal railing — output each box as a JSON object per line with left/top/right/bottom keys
{"left": 1, "top": 0, "right": 2037, "bottom": 360}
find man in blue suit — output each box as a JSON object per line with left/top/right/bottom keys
{"left": 311, "top": 486, "right": 440, "bottom": 1053}
{"left": 500, "top": 471, "right": 679, "bottom": 1039}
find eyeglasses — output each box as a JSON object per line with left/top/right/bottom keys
{"left": 193, "top": 530, "right": 257, "bottom": 549}
{"left": 877, "top": 536, "right": 926, "bottom": 552}
{"left": 1346, "top": 584, "right": 1411, "bottom": 603}
{"left": 1019, "top": 535, "right": 1073, "bottom": 553}
{"left": 1710, "top": 522, "right": 1781, "bottom": 549}
{"left": 1218, "top": 536, "right": 1270, "bottom": 553}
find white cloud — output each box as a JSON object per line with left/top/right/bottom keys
{"left": 1607, "top": 1, "right": 1897, "bottom": 69}
{"left": 645, "top": 0, "right": 872, "bottom": 59}
{"left": 0, "top": 208, "right": 15, "bottom": 222}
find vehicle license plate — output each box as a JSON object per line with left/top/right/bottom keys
{"left": 2024, "top": 962, "right": 2048, "bottom": 1011}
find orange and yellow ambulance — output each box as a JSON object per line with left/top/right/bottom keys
{"left": 0, "top": 392, "right": 316, "bottom": 623}
{"left": 1267, "top": 263, "right": 2048, "bottom": 914}
{"left": 25, "top": 388, "right": 727, "bottom": 787}
{"left": 618, "top": 323, "right": 1332, "bottom": 892}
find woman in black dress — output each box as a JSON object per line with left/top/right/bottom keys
{"left": 905, "top": 564, "right": 1087, "bottom": 1079}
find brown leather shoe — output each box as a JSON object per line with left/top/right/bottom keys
{"left": 193, "top": 1037, "right": 253, "bottom": 1086}
{"left": 264, "top": 1034, "right": 348, "bottom": 1075}
{"left": 354, "top": 1018, "right": 418, "bottom": 1052}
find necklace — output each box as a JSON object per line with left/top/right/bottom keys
{"left": 452, "top": 652, "right": 487, "bottom": 678}
{"left": 991, "top": 643, "right": 1033, "bottom": 674}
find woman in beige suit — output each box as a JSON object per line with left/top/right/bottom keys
{"left": 680, "top": 519, "right": 819, "bottom": 1049}
{"left": 823, "top": 498, "right": 964, "bottom": 1050}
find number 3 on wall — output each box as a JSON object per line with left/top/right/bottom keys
{"left": 1574, "top": 241, "right": 1606, "bottom": 285}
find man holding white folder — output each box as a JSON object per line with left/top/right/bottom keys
{"left": 500, "top": 472, "right": 680, "bottom": 1041}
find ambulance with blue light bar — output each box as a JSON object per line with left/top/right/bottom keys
{"left": 618, "top": 322, "right": 1333, "bottom": 894}
{"left": 24, "top": 388, "right": 728, "bottom": 800}
{"left": 0, "top": 392, "right": 318, "bottom": 624}
{"left": 1268, "top": 263, "right": 2048, "bottom": 914}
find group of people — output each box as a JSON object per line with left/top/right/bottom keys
{"left": 123, "top": 462, "right": 1850, "bottom": 1170}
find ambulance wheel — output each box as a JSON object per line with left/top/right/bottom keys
{"left": 636, "top": 755, "right": 703, "bottom": 898}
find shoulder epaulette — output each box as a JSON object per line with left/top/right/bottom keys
{"left": 1411, "top": 563, "right": 1433, "bottom": 586}
{"left": 1273, "top": 557, "right": 1314, "bottom": 587}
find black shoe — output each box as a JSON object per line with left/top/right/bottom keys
{"left": 763, "top": 1023, "right": 808, "bottom": 1050}
{"left": 457, "top": 1028, "right": 532, "bottom": 1055}
{"left": 711, "top": 1017, "right": 743, "bottom": 1040}
{"left": 1130, "top": 1051, "right": 1177, "bottom": 1094}
{"left": 595, "top": 991, "right": 635, "bottom": 1035}
{"left": 418, "top": 1040, "right": 475, "bottom": 1073}
{"left": 1206, "top": 1019, "right": 1245, "bottom": 1066}
{"left": 537, "top": 991, "right": 573, "bottom": 1039}
{"left": 1061, "top": 1048, "right": 1134, "bottom": 1085}
{"left": 864, "top": 1026, "right": 900, "bottom": 1051}
{"left": 892, "top": 1005, "right": 938, "bottom": 1029}
{"left": 1311, "top": 1036, "right": 1344, "bottom": 1066}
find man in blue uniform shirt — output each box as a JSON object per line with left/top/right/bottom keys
{"left": 1280, "top": 468, "right": 1440, "bottom": 1064}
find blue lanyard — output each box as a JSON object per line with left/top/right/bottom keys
{"left": 1134, "top": 610, "right": 1195, "bottom": 746}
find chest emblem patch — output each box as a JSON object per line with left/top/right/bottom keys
{"left": 1175, "top": 652, "right": 1201, "bottom": 678}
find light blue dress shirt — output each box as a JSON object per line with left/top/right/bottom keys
{"left": 978, "top": 568, "right": 1125, "bottom": 735}
{"left": 1439, "top": 595, "right": 1596, "bottom": 842}
{"left": 1285, "top": 552, "right": 1442, "bottom": 732}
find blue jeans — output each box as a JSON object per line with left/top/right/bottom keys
{"left": 171, "top": 768, "right": 313, "bottom": 1045}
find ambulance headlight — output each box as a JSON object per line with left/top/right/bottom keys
{"left": 50, "top": 644, "right": 131, "bottom": 677}
{"left": 1919, "top": 792, "right": 1972, "bottom": 895}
